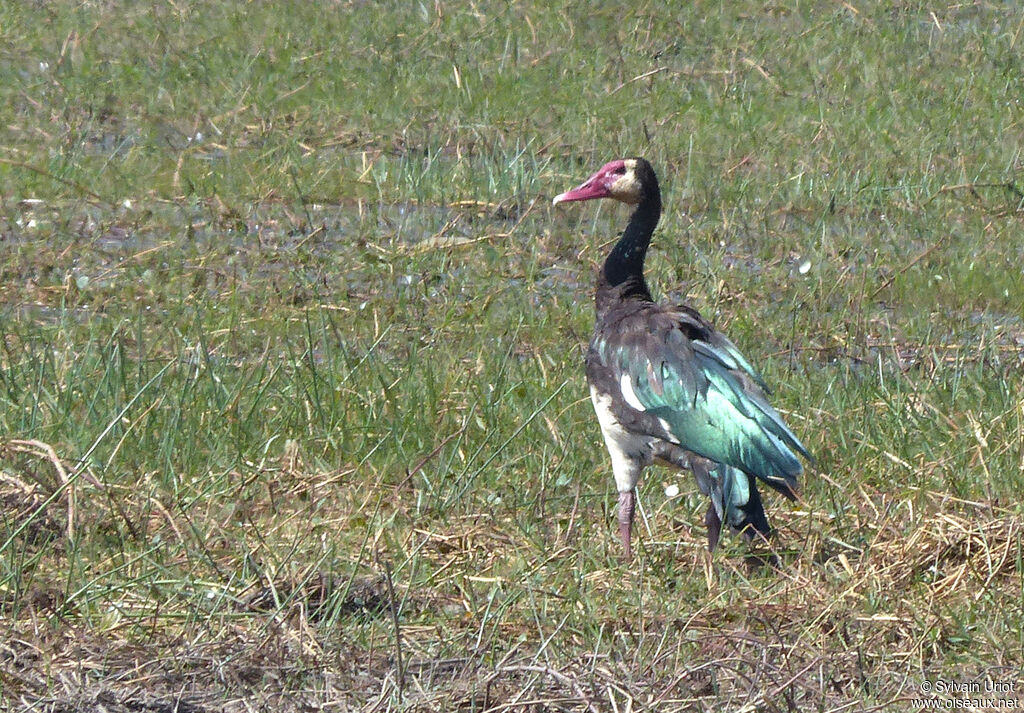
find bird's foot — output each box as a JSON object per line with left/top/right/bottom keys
{"left": 740, "top": 527, "right": 782, "bottom": 571}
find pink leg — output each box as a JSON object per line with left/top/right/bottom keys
{"left": 618, "top": 490, "right": 635, "bottom": 560}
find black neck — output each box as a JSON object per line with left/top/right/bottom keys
{"left": 597, "top": 191, "right": 661, "bottom": 311}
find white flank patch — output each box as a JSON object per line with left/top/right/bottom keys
{"left": 590, "top": 386, "right": 646, "bottom": 493}
{"left": 619, "top": 374, "right": 646, "bottom": 412}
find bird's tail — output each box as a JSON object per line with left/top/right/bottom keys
{"left": 695, "top": 463, "right": 772, "bottom": 550}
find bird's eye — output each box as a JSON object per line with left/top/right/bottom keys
{"left": 613, "top": 166, "right": 626, "bottom": 175}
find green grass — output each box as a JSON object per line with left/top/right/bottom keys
{"left": 2, "top": 1, "right": 1023, "bottom": 710}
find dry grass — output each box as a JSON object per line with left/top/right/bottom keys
{"left": 3, "top": 451, "right": 1022, "bottom": 711}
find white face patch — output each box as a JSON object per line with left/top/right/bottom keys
{"left": 608, "top": 159, "right": 642, "bottom": 204}
{"left": 619, "top": 374, "right": 646, "bottom": 412}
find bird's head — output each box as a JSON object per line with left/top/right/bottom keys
{"left": 552, "top": 158, "right": 653, "bottom": 206}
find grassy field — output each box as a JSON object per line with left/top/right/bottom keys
{"left": 2, "top": 1, "right": 1023, "bottom": 710}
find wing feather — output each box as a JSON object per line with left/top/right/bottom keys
{"left": 605, "top": 308, "right": 808, "bottom": 496}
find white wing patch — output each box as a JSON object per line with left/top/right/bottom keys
{"left": 657, "top": 417, "right": 678, "bottom": 443}
{"left": 619, "top": 374, "right": 646, "bottom": 412}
